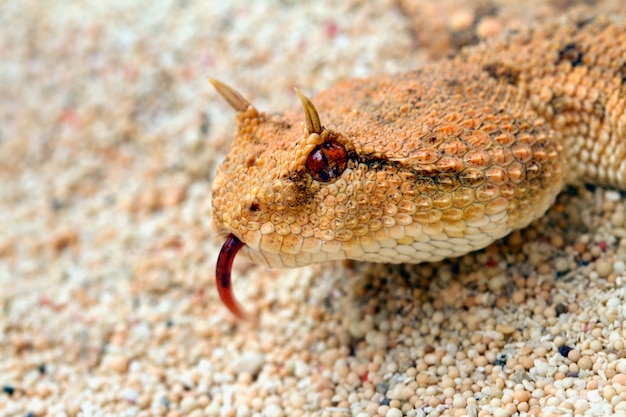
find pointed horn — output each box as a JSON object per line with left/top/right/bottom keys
{"left": 208, "top": 78, "right": 255, "bottom": 112}
{"left": 294, "top": 88, "right": 322, "bottom": 135}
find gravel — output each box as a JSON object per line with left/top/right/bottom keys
{"left": 2, "top": 0, "right": 626, "bottom": 416}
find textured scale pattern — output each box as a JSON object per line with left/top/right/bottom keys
{"left": 211, "top": 16, "right": 626, "bottom": 273}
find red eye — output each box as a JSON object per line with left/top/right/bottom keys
{"left": 305, "top": 140, "right": 348, "bottom": 182}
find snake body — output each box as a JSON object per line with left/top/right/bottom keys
{"left": 211, "top": 16, "right": 626, "bottom": 318}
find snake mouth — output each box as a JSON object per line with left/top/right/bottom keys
{"left": 215, "top": 233, "right": 251, "bottom": 320}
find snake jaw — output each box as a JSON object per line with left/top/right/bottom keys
{"left": 215, "top": 233, "right": 252, "bottom": 320}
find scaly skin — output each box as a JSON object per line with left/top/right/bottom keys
{"left": 211, "top": 15, "right": 626, "bottom": 317}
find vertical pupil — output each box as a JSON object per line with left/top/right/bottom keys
{"left": 321, "top": 146, "right": 330, "bottom": 165}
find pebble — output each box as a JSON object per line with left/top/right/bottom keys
{"left": 448, "top": 9, "right": 474, "bottom": 31}
{"left": 554, "top": 257, "right": 569, "bottom": 273}
{"left": 180, "top": 396, "right": 198, "bottom": 413}
{"left": 231, "top": 351, "right": 265, "bottom": 375}
{"left": 105, "top": 354, "right": 129, "bottom": 374}
{"left": 477, "top": 16, "right": 503, "bottom": 39}
{"left": 612, "top": 211, "right": 625, "bottom": 227}
{"left": 616, "top": 360, "right": 626, "bottom": 374}
{"left": 262, "top": 404, "right": 284, "bottom": 417}
{"left": 596, "top": 259, "right": 613, "bottom": 278}
{"left": 386, "top": 408, "right": 403, "bottom": 417}
{"left": 488, "top": 275, "right": 507, "bottom": 292}
{"left": 568, "top": 350, "right": 582, "bottom": 362}
{"left": 578, "top": 357, "right": 594, "bottom": 370}
{"left": 289, "top": 393, "right": 306, "bottom": 409}
{"left": 493, "top": 406, "right": 513, "bottom": 417}
{"left": 27, "top": 398, "right": 47, "bottom": 417}
{"left": 613, "top": 374, "right": 626, "bottom": 386}
{"left": 193, "top": 321, "right": 213, "bottom": 338}
{"left": 513, "top": 390, "right": 530, "bottom": 403}
{"left": 587, "top": 390, "right": 602, "bottom": 402}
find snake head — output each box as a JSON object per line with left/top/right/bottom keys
{"left": 210, "top": 79, "right": 350, "bottom": 318}
{"left": 209, "top": 71, "right": 564, "bottom": 319}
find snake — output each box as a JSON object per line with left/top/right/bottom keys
{"left": 210, "top": 15, "right": 626, "bottom": 319}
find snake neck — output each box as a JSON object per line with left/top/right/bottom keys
{"left": 462, "top": 16, "right": 626, "bottom": 189}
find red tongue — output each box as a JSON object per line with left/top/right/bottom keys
{"left": 215, "top": 233, "right": 251, "bottom": 320}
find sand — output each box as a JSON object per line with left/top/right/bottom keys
{"left": 2, "top": 1, "right": 626, "bottom": 416}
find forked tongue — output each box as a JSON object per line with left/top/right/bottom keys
{"left": 215, "top": 233, "right": 252, "bottom": 320}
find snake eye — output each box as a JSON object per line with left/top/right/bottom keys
{"left": 305, "top": 140, "right": 348, "bottom": 182}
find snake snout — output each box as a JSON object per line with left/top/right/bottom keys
{"left": 215, "top": 233, "right": 252, "bottom": 320}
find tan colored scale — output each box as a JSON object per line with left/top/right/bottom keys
{"left": 211, "top": 16, "right": 626, "bottom": 319}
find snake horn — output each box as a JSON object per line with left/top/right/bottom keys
{"left": 208, "top": 78, "right": 255, "bottom": 112}
{"left": 294, "top": 88, "right": 322, "bottom": 135}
